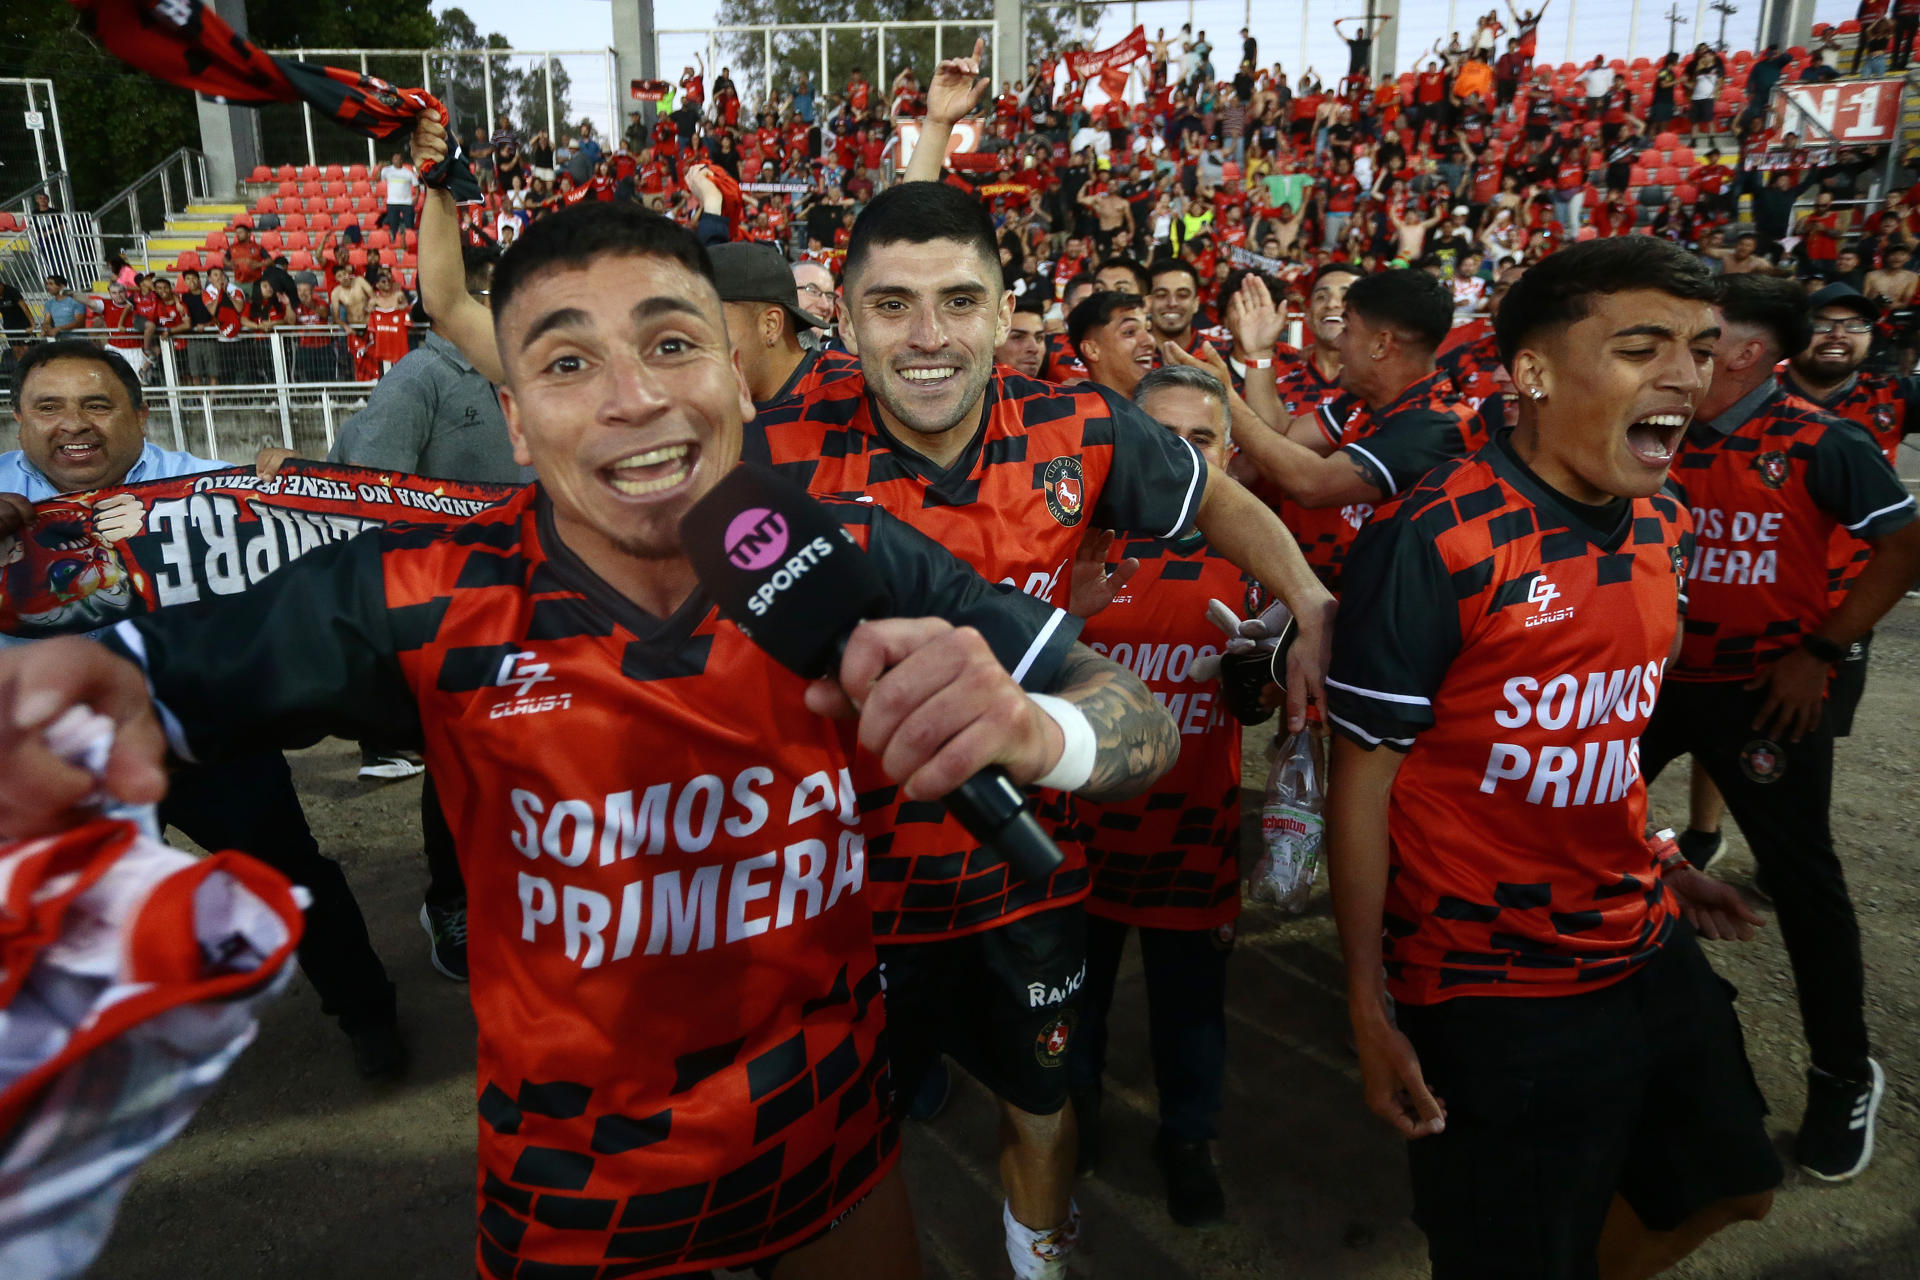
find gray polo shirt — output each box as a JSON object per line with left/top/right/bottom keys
{"left": 328, "top": 331, "right": 533, "bottom": 486}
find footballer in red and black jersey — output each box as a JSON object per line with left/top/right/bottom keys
{"left": 746, "top": 368, "right": 1208, "bottom": 940}
{"left": 103, "top": 485, "right": 1078, "bottom": 1279}
{"left": 1787, "top": 369, "right": 1920, "bottom": 601}
{"left": 1437, "top": 327, "right": 1509, "bottom": 407}
{"left": 1669, "top": 383, "right": 1916, "bottom": 682}
{"left": 1271, "top": 347, "right": 1347, "bottom": 419}
{"left": 1285, "top": 369, "right": 1487, "bottom": 594}
{"left": 1328, "top": 435, "right": 1693, "bottom": 1004}
{"left": 1078, "top": 534, "right": 1248, "bottom": 930}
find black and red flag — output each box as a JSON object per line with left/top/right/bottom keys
{"left": 67, "top": 0, "right": 481, "bottom": 201}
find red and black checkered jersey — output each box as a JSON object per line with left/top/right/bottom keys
{"left": 1791, "top": 371, "right": 1920, "bottom": 602}
{"left": 1078, "top": 535, "right": 1248, "bottom": 930}
{"left": 1271, "top": 348, "right": 1348, "bottom": 419}
{"left": 1327, "top": 436, "right": 1693, "bottom": 1005}
{"left": 756, "top": 346, "right": 863, "bottom": 412}
{"left": 1437, "top": 329, "right": 1508, "bottom": 406}
{"left": 1671, "top": 384, "right": 1917, "bottom": 682}
{"left": 1043, "top": 331, "right": 1088, "bottom": 383}
{"left": 106, "top": 485, "right": 1075, "bottom": 1278}
{"left": 1281, "top": 370, "right": 1487, "bottom": 594}
{"left": 746, "top": 368, "right": 1208, "bottom": 940}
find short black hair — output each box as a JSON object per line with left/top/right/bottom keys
{"left": 1013, "top": 293, "right": 1047, "bottom": 318}
{"left": 1067, "top": 290, "right": 1145, "bottom": 357}
{"left": 1096, "top": 255, "right": 1151, "bottom": 295}
{"left": 1344, "top": 269, "right": 1453, "bottom": 352}
{"left": 1719, "top": 273, "right": 1813, "bottom": 359}
{"left": 1310, "top": 261, "right": 1365, "bottom": 291}
{"left": 1494, "top": 237, "right": 1719, "bottom": 366}
{"left": 490, "top": 201, "right": 714, "bottom": 322}
{"left": 11, "top": 339, "right": 144, "bottom": 410}
{"left": 1148, "top": 258, "right": 1200, "bottom": 291}
{"left": 844, "top": 182, "right": 1000, "bottom": 289}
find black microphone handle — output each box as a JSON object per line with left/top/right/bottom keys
{"left": 828, "top": 636, "right": 1066, "bottom": 883}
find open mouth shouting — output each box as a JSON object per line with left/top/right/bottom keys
{"left": 1624, "top": 410, "right": 1690, "bottom": 466}
{"left": 603, "top": 441, "right": 698, "bottom": 499}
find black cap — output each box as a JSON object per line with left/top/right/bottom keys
{"left": 709, "top": 241, "right": 824, "bottom": 329}
{"left": 1806, "top": 281, "right": 1879, "bottom": 322}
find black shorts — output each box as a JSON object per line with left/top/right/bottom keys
{"left": 1691, "top": 97, "right": 1716, "bottom": 125}
{"left": 1396, "top": 924, "right": 1780, "bottom": 1279}
{"left": 1828, "top": 631, "right": 1873, "bottom": 738}
{"left": 878, "top": 903, "right": 1087, "bottom": 1117}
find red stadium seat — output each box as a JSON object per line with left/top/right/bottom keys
{"left": 202, "top": 251, "right": 225, "bottom": 270}
{"left": 275, "top": 164, "right": 296, "bottom": 182}
{"left": 205, "top": 230, "right": 228, "bottom": 251}
{"left": 366, "top": 228, "right": 391, "bottom": 251}
{"left": 1673, "top": 147, "right": 1697, "bottom": 166}
{"left": 324, "top": 164, "right": 344, "bottom": 181}
{"left": 357, "top": 195, "right": 381, "bottom": 215}
{"left": 378, "top": 247, "right": 398, "bottom": 268}
{"left": 1788, "top": 45, "right": 1808, "bottom": 59}
{"left": 330, "top": 196, "right": 354, "bottom": 215}
{"left": 1558, "top": 61, "right": 1579, "bottom": 75}
{"left": 1656, "top": 165, "right": 1681, "bottom": 185}
{"left": 283, "top": 213, "right": 306, "bottom": 231}
{"left": 175, "top": 251, "right": 201, "bottom": 271}
{"left": 249, "top": 166, "right": 271, "bottom": 183}
{"left": 1674, "top": 183, "right": 1699, "bottom": 204}
{"left": 298, "top": 164, "right": 320, "bottom": 182}
{"left": 289, "top": 250, "right": 314, "bottom": 271}
{"left": 1840, "top": 19, "right": 1861, "bottom": 33}
{"left": 350, "top": 180, "right": 372, "bottom": 198}
{"left": 1630, "top": 166, "right": 1652, "bottom": 186}
{"left": 1630, "top": 57, "right": 1651, "bottom": 71}
{"left": 403, "top": 230, "right": 417, "bottom": 252}
{"left": 277, "top": 181, "right": 297, "bottom": 199}
{"left": 349, "top": 248, "right": 368, "bottom": 270}
{"left": 0, "top": 213, "right": 17, "bottom": 232}
{"left": 255, "top": 196, "right": 276, "bottom": 215}
{"left": 399, "top": 269, "right": 416, "bottom": 291}
{"left": 259, "top": 231, "right": 282, "bottom": 253}
{"left": 298, "top": 181, "right": 322, "bottom": 198}
{"left": 309, "top": 212, "right": 333, "bottom": 232}
{"left": 348, "top": 164, "right": 368, "bottom": 181}
{"left": 323, "top": 181, "right": 347, "bottom": 199}
{"left": 284, "top": 231, "right": 309, "bottom": 251}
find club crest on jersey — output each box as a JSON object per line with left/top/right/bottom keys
{"left": 1739, "top": 739, "right": 1787, "bottom": 784}
{"left": 1035, "top": 1012, "right": 1075, "bottom": 1066}
{"left": 1872, "top": 403, "right": 1898, "bottom": 432}
{"left": 1042, "top": 456, "right": 1086, "bottom": 527}
{"left": 1751, "top": 451, "right": 1790, "bottom": 490}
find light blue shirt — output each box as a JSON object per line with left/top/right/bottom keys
{"left": 43, "top": 295, "right": 87, "bottom": 332}
{"left": 0, "top": 440, "right": 226, "bottom": 503}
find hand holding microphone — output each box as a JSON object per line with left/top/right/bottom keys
{"left": 680, "top": 464, "right": 1069, "bottom": 881}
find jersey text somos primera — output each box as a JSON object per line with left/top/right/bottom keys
{"left": 748, "top": 368, "right": 1206, "bottom": 940}
{"left": 1078, "top": 535, "right": 1248, "bottom": 930}
{"left": 1327, "top": 438, "right": 1691, "bottom": 1005}
{"left": 1671, "top": 384, "right": 1916, "bottom": 681}
{"left": 107, "top": 485, "right": 1074, "bottom": 1278}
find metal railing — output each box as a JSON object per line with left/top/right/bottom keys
{"left": 0, "top": 213, "right": 107, "bottom": 302}
{"left": 0, "top": 325, "right": 432, "bottom": 465}
{"left": 91, "top": 149, "right": 215, "bottom": 272}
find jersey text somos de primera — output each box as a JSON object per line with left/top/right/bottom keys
{"left": 1671, "top": 383, "right": 1916, "bottom": 681}
{"left": 1078, "top": 534, "right": 1248, "bottom": 930}
{"left": 748, "top": 368, "right": 1207, "bottom": 940}
{"left": 1327, "top": 437, "right": 1691, "bottom": 1005}
{"left": 106, "top": 485, "right": 1074, "bottom": 1278}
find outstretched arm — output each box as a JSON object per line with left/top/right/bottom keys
{"left": 412, "top": 116, "right": 506, "bottom": 384}
{"left": 905, "top": 36, "right": 990, "bottom": 183}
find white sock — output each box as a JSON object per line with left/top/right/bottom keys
{"left": 1003, "top": 1198, "right": 1080, "bottom": 1280}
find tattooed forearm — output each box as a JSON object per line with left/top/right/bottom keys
{"left": 1045, "top": 644, "right": 1179, "bottom": 802}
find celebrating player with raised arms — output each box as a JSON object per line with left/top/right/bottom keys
{"left": 1328, "top": 238, "right": 1782, "bottom": 1277}
{"left": 0, "top": 203, "right": 1181, "bottom": 1280}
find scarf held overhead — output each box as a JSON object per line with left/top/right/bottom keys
{"left": 67, "top": 0, "right": 481, "bottom": 201}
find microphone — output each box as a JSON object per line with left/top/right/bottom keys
{"left": 680, "top": 463, "right": 1066, "bottom": 882}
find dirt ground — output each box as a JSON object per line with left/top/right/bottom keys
{"left": 88, "top": 600, "right": 1920, "bottom": 1280}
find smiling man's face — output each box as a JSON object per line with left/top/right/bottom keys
{"left": 494, "top": 252, "right": 753, "bottom": 565}
{"left": 14, "top": 357, "right": 149, "bottom": 493}
{"left": 841, "top": 236, "right": 1011, "bottom": 449}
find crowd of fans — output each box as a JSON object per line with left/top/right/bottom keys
{"left": 8, "top": 13, "right": 1919, "bottom": 399}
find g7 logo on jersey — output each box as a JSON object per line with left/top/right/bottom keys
{"left": 496, "top": 651, "right": 555, "bottom": 697}
{"left": 1528, "top": 575, "right": 1561, "bottom": 613}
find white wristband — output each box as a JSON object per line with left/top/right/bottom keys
{"left": 1028, "top": 693, "right": 1098, "bottom": 792}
